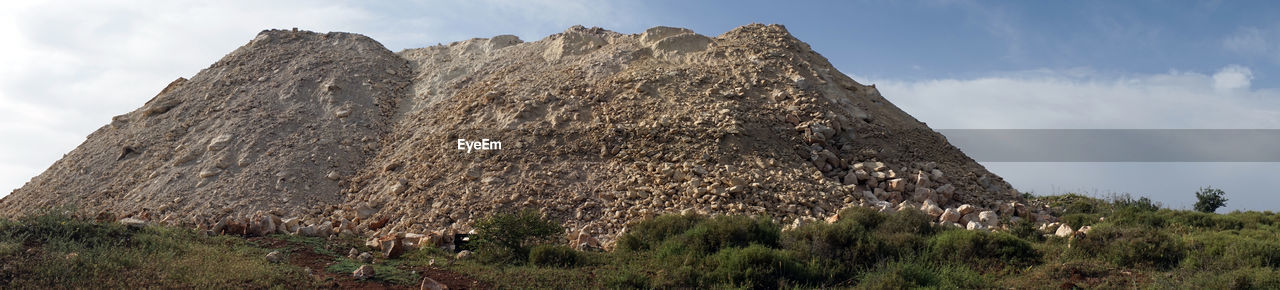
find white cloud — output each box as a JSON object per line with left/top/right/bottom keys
{"left": 1224, "top": 25, "right": 1280, "bottom": 64}
{"left": 0, "top": 0, "right": 640, "bottom": 197}
{"left": 1213, "top": 65, "right": 1253, "bottom": 91}
{"left": 872, "top": 65, "right": 1280, "bottom": 129}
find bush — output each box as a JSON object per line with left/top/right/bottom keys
{"left": 658, "top": 215, "right": 779, "bottom": 258}
{"left": 706, "top": 244, "right": 805, "bottom": 289}
{"left": 606, "top": 270, "right": 650, "bottom": 289}
{"left": 783, "top": 220, "right": 882, "bottom": 276}
{"left": 1109, "top": 193, "right": 1162, "bottom": 212}
{"left": 1109, "top": 208, "right": 1167, "bottom": 228}
{"left": 1183, "top": 231, "right": 1280, "bottom": 269}
{"left": 1069, "top": 225, "right": 1184, "bottom": 269}
{"left": 1008, "top": 218, "right": 1045, "bottom": 242}
{"left": 471, "top": 209, "right": 563, "bottom": 264}
{"left": 877, "top": 208, "right": 940, "bottom": 236}
{"left": 528, "top": 245, "right": 582, "bottom": 268}
{"left": 1168, "top": 211, "right": 1244, "bottom": 231}
{"left": 856, "top": 260, "right": 987, "bottom": 289}
{"left": 1060, "top": 213, "right": 1102, "bottom": 229}
{"left": 928, "top": 230, "right": 1040, "bottom": 268}
{"left": 1194, "top": 186, "right": 1228, "bottom": 213}
{"left": 617, "top": 214, "right": 703, "bottom": 251}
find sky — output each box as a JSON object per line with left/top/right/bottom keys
{"left": 2, "top": 0, "right": 1279, "bottom": 211}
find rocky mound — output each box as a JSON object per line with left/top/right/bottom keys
{"left": 1, "top": 24, "right": 1046, "bottom": 245}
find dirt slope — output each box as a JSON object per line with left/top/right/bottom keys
{"left": 1, "top": 24, "right": 1035, "bottom": 243}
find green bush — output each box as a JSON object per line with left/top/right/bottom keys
{"left": 1008, "top": 218, "right": 1045, "bottom": 242}
{"left": 1070, "top": 225, "right": 1184, "bottom": 269}
{"left": 606, "top": 270, "right": 651, "bottom": 289}
{"left": 877, "top": 208, "right": 940, "bottom": 236}
{"left": 1168, "top": 211, "right": 1245, "bottom": 230}
{"left": 658, "top": 215, "right": 779, "bottom": 258}
{"left": 1183, "top": 231, "right": 1280, "bottom": 269}
{"left": 855, "top": 260, "right": 987, "bottom": 289}
{"left": 1109, "top": 193, "right": 1162, "bottom": 212}
{"left": 1109, "top": 208, "right": 1167, "bottom": 228}
{"left": 1185, "top": 267, "right": 1280, "bottom": 290}
{"left": 528, "top": 245, "right": 582, "bottom": 268}
{"left": 616, "top": 214, "right": 703, "bottom": 251}
{"left": 928, "top": 230, "right": 1040, "bottom": 268}
{"left": 1060, "top": 213, "right": 1102, "bottom": 229}
{"left": 706, "top": 244, "right": 805, "bottom": 289}
{"left": 471, "top": 209, "right": 563, "bottom": 264}
{"left": 783, "top": 218, "right": 884, "bottom": 273}
{"left": 835, "top": 206, "right": 886, "bottom": 230}
{"left": 1194, "top": 186, "right": 1228, "bottom": 213}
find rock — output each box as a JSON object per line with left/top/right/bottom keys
{"left": 266, "top": 250, "right": 283, "bottom": 263}
{"left": 957, "top": 204, "right": 977, "bottom": 215}
{"left": 420, "top": 276, "right": 449, "bottom": 290}
{"left": 911, "top": 187, "right": 934, "bottom": 203}
{"left": 381, "top": 236, "right": 406, "bottom": 258}
{"left": 198, "top": 168, "right": 223, "bottom": 178}
{"left": 931, "top": 169, "right": 944, "bottom": 179}
{"left": 920, "top": 200, "right": 943, "bottom": 217}
{"left": 1078, "top": 226, "right": 1093, "bottom": 235}
{"left": 352, "top": 265, "right": 375, "bottom": 280}
{"left": 456, "top": 250, "right": 473, "bottom": 260}
{"left": 207, "top": 134, "right": 233, "bottom": 152}
{"left": 939, "top": 208, "right": 961, "bottom": 223}
{"left": 297, "top": 225, "right": 319, "bottom": 237}
{"left": 356, "top": 205, "right": 377, "bottom": 220}
{"left": 966, "top": 221, "right": 986, "bottom": 231}
{"left": 348, "top": 248, "right": 360, "bottom": 259}
{"left": 357, "top": 252, "right": 374, "bottom": 263}
{"left": 335, "top": 109, "right": 351, "bottom": 118}
{"left": 886, "top": 178, "right": 907, "bottom": 191}
{"left": 119, "top": 218, "right": 149, "bottom": 229}
{"left": 959, "top": 212, "right": 979, "bottom": 225}
{"left": 573, "top": 232, "right": 603, "bottom": 251}
{"left": 978, "top": 211, "right": 999, "bottom": 228}
{"left": 1055, "top": 224, "right": 1075, "bottom": 237}
{"left": 326, "top": 171, "right": 341, "bottom": 180}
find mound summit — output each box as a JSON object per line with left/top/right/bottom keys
{"left": 0, "top": 24, "right": 1045, "bottom": 245}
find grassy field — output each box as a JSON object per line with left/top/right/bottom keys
{"left": 3, "top": 193, "right": 1279, "bottom": 289}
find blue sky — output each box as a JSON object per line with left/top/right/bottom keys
{"left": 2, "top": 0, "right": 1279, "bottom": 211}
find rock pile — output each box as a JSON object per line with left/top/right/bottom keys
{"left": 0, "top": 24, "right": 1053, "bottom": 247}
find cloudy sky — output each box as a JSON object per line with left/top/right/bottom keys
{"left": 2, "top": 0, "right": 1279, "bottom": 211}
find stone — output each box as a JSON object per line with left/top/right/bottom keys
{"left": 353, "top": 265, "right": 375, "bottom": 280}
{"left": 420, "top": 276, "right": 449, "bottom": 290}
{"left": 297, "top": 225, "right": 319, "bottom": 237}
{"left": 198, "top": 168, "right": 223, "bottom": 178}
{"left": 939, "top": 208, "right": 961, "bottom": 223}
{"left": 348, "top": 248, "right": 360, "bottom": 259}
{"left": 326, "top": 171, "right": 341, "bottom": 180}
{"left": 978, "top": 211, "right": 999, "bottom": 228}
{"left": 573, "top": 232, "right": 603, "bottom": 251}
{"left": 966, "top": 221, "right": 986, "bottom": 231}
{"left": 959, "top": 212, "right": 979, "bottom": 225}
{"left": 886, "top": 178, "right": 907, "bottom": 191}
{"left": 266, "top": 250, "right": 283, "bottom": 263}
{"left": 1055, "top": 224, "right": 1075, "bottom": 237}
{"left": 920, "top": 200, "right": 944, "bottom": 217}
{"left": 912, "top": 187, "right": 934, "bottom": 203}
{"left": 357, "top": 252, "right": 374, "bottom": 263}
{"left": 1078, "top": 226, "right": 1093, "bottom": 235}
{"left": 119, "top": 218, "right": 149, "bottom": 229}
{"left": 355, "top": 205, "right": 377, "bottom": 220}
{"left": 381, "top": 236, "right": 406, "bottom": 258}
{"left": 957, "top": 204, "right": 976, "bottom": 215}
{"left": 456, "top": 250, "right": 473, "bottom": 260}
{"left": 207, "top": 134, "right": 233, "bottom": 152}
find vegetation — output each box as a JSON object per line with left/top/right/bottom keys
{"left": 4, "top": 191, "right": 1280, "bottom": 289}
{"left": 1194, "top": 186, "right": 1229, "bottom": 213}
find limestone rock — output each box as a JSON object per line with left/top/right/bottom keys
{"left": 353, "top": 265, "right": 375, "bottom": 280}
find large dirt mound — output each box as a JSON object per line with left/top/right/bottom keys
{"left": 1, "top": 24, "right": 1041, "bottom": 243}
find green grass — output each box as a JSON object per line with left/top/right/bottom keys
{"left": 0, "top": 211, "right": 309, "bottom": 288}
{"left": 5, "top": 192, "right": 1280, "bottom": 288}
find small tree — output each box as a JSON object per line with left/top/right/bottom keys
{"left": 1193, "top": 186, "right": 1228, "bottom": 213}
{"left": 471, "top": 209, "right": 563, "bottom": 264}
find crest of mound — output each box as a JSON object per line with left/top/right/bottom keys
{"left": 0, "top": 29, "right": 412, "bottom": 222}
{"left": 1, "top": 24, "right": 1029, "bottom": 242}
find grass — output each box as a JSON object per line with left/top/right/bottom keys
{"left": 4, "top": 192, "right": 1280, "bottom": 288}
{"left": 0, "top": 211, "right": 309, "bottom": 288}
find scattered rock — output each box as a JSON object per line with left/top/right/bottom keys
{"left": 456, "top": 250, "right": 473, "bottom": 260}
{"left": 421, "top": 276, "right": 449, "bottom": 290}
{"left": 352, "top": 265, "right": 375, "bottom": 280}
{"left": 119, "top": 218, "right": 149, "bottom": 229}
{"left": 357, "top": 252, "right": 374, "bottom": 263}
{"left": 939, "top": 208, "right": 961, "bottom": 223}
{"left": 978, "top": 211, "right": 999, "bottom": 228}
{"left": 1055, "top": 224, "right": 1076, "bottom": 237}
{"left": 266, "top": 250, "right": 283, "bottom": 263}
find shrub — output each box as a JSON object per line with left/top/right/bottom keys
{"left": 471, "top": 209, "right": 563, "bottom": 264}
{"left": 783, "top": 220, "right": 882, "bottom": 274}
{"left": 1109, "top": 208, "right": 1167, "bottom": 228}
{"left": 1109, "top": 193, "right": 1162, "bottom": 212}
{"left": 928, "top": 230, "right": 1040, "bottom": 268}
{"left": 834, "top": 206, "right": 886, "bottom": 230}
{"left": 1069, "top": 225, "right": 1184, "bottom": 269}
{"left": 1183, "top": 231, "right": 1280, "bottom": 269}
{"left": 1060, "top": 213, "right": 1102, "bottom": 229}
{"left": 1185, "top": 267, "right": 1280, "bottom": 290}
{"left": 856, "top": 260, "right": 987, "bottom": 289}
{"left": 616, "top": 214, "right": 703, "bottom": 251}
{"left": 528, "top": 245, "right": 582, "bottom": 268}
{"left": 706, "top": 244, "right": 805, "bottom": 289}
{"left": 877, "top": 208, "right": 940, "bottom": 236}
{"left": 1168, "top": 211, "right": 1244, "bottom": 230}
{"left": 1194, "top": 186, "right": 1228, "bottom": 213}
{"left": 1008, "top": 218, "right": 1045, "bottom": 242}
{"left": 658, "top": 215, "right": 779, "bottom": 258}
{"left": 606, "top": 270, "right": 651, "bottom": 289}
